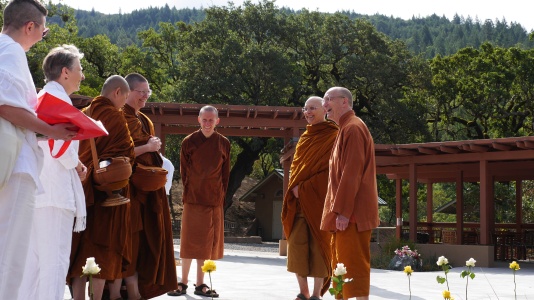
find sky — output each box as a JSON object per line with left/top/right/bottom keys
{"left": 52, "top": 0, "right": 534, "bottom": 32}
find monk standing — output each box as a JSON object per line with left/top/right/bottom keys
{"left": 320, "top": 87, "right": 379, "bottom": 300}
{"left": 168, "top": 105, "right": 230, "bottom": 298}
{"left": 282, "top": 96, "right": 338, "bottom": 300}
{"left": 116, "top": 72, "right": 177, "bottom": 299}
{"left": 67, "top": 75, "right": 134, "bottom": 300}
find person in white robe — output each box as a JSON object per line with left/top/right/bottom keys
{"left": 0, "top": 1, "right": 76, "bottom": 299}
{"left": 18, "top": 44, "right": 87, "bottom": 300}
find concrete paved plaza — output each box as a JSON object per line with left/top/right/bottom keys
{"left": 65, "top": 246, "right": 534, "bottom": 299}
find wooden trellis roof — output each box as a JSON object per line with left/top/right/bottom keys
{"left": 376, "top": 136, "right": 534, "bottom": 182}
{"left": 140, "top": 102, "right": 307, "bottom": 138}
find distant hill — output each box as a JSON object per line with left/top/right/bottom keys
{"left": 51, "top": 5, "right": 534, "bottom": 58}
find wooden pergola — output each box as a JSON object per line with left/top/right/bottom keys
{"left": 376, "top": 136, "right": 534, "bottom": 248}
{"left": 73, "top": 97, "right": 534, "bottom": 258}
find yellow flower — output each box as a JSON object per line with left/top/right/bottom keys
{"left": 201, "top": 260, "right": 217, "bottom": 273}
{"left": 509, "top": 261, "right": 520, "bottom": 271}
{"left": 442, "top": 290, "right": 451, "bottom": 299}
{"left": 403, "top": 265, "right": 413, "bottom": 275}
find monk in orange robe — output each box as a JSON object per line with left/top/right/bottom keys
{"left": 282, "top": 96, "right": 338, "bottom": 300}
{"left": 168, "top": 105, "right": 230, "bottom": 298}
{"left": 115, "top": 73, "right": 177, "bottom": 299}
{"left": 67, "top": 75, "right": 135, "bottom": 300}
{"left": 320, "top": 87, "right": 380, "bottom": 300}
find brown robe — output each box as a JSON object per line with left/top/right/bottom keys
{"left": 179, "top": 130, "right": 230, "bottom": 259}
{"left": 281, "top": 120, "right": 338, "bottom": 296}
{"left": 123, "top": 104, "right": 178, "bottom": 298}
{"left": 67, "top": 96, "right": 135, "bottom": 280}
{"left": 320, "top": 110, "right": 380, "bottom": 298}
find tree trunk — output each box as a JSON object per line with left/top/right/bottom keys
{"left": 223, "top": 137, "right": 267, "bottom": 213}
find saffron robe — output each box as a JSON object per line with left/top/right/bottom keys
{"left": 281, "top": 120, "right": 338, "bottom": 296}
{"left": 179, "top": 130, "right": 230, "bottom": 259}
{"left": 67, "top": 96, "right": 135, "bottom": 280}
{"left": 123, "top": 104, "right": 178, "bottom": 298}
{"left": 320, "top": 110, "right": 379, "bottom": 298}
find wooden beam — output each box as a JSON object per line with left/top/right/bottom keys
{"left": 456, "top": 171, "right": 464, "bottom": 245}
{"left": 440, "top": 145, "right": 461, "bottom": 153}
{"left": 409, "top": 163, "right": 417, "bottom": 242}
{"left": 418, "top": 147, "right": 440, "bottom": 155}
{"left": 162, "top": 126, "right": 297, "bottom": 138}
{"left": 492, "top": 142, "right": 513, "bottom": 151}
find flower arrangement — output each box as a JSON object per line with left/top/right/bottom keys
{"left": 329, "top": 263, "right": 353, "bottom": 298}
{"left": 389, "top": 245, "right": 422, "bottom": 271}
{"left": 201, "top": 260, "right": 217, "bottom": 300}
{"left": 81, "top": 257, "right": 101, "bottom": 300}
{"left": 509, "top": 261, "right": 520, "bottom": 299}
{"left": 460, "top": 258, "right": 476, "bottom": 300}
{"left": 404, "top": 265, "right": 413, "bottom": 300}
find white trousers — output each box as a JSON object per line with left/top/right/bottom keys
{"left": 0, "top": 174, "right": 36, "bottom": 299}
{"left": 19, "top": 207, "right": 75, "bottom": 300}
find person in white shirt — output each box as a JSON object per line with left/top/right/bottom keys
{"left": 0, "top": 1, "right": 75, "bottom": 299}
{"left": 18, "top": 44, "right": 88, "bottom": 300}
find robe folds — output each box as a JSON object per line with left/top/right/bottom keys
{"left": 67, "top": 96, "right": 135, "bottom": 281}
{"left": 320, "top": 111, "right": 379, "bottom": 233}
{"left": 179, "top": 130, "right": 230, "bottom": 260}
{"left": 123, "top": 104, "right": 178, "bottom": 298}
{"left": 281, "top": 120, "right": 338, "bottom": 296}
{"left": 320, "top": 110, "right": 380, "bottom": 298}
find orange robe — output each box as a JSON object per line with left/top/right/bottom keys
{"left": 179, "top": 130, "right": 230, "bottom": 259}
{"left": 123, "top": 104, "right": 178, "bottom": 298}
{"left": 281, "top": 120, "right": 338, "bottom": 296}
{"left": 320, "top": 110, "right": 380, "bottom": 298}
{"left": 67, "top": 96, "right": 135, "bottom": 280}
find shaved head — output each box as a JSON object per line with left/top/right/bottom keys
{"left": 199, "top": 105, "right": 218, "bottom": 117}
{"left": 101, "top": 75, "right": 129, "bottom": 97}
{"left": 303, "top": 96, "right": 327, "bottom": 125}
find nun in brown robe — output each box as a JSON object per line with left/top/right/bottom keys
{"left": 168, "top": 105, "right": 230, "bottom": 297}
{"left": 67, "top": 76, "right": 134, "bottom": 300}
{"left": 123, "top": 99, "right": 178, "bottom": 299}
{"left": 281, "top": 97, "right": 338, "bottom": 300}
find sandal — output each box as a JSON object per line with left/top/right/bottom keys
{"left": 296, "top": 293, "right": 308, "bottom": 300}
{"left": 194, "top": 283, "right": 219, "bottom": 298}
{"left": 167, "top": 282, "right": 188, "bottom": 296}
{"left": 309, "top": 297, "right": 322, "bottom": 300}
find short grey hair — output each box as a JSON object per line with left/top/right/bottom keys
{"left": 42, "top": 44, "right": 84, "bottom": 82}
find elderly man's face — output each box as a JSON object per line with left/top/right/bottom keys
{"left": 322, "top": 89, "right": 346, "bottom": 123}
{"left": 303, "top": 98, "right": 326, "bottom": 125}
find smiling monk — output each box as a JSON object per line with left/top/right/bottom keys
{"left": 282, "top": 96, "right": 338, "bottom": 300}
{"left": 168, "top": 105, "right": 230, "bottom": 298}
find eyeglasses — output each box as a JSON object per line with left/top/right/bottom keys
{"left": 322, "top": 95, "right": 345, "bottom": 103}
{"left": 31, "top": 21, "right": 49, "bottom": 38}
{"left": 302, "top": 106, "right": 318, "bottom": 113}
{"left": 134, "top": 89, "right": 152, "bottom": 97}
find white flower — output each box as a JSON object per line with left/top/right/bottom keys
{"left": 466, "top": 258, "right": 476, "bottom": 267}
{"left": 437, "top": 256, "right": 449, "bottom": 266}
{"left": 334, "top": 263, "right": 347, "bottom": 276}
{"left": 82, "top": 257, "right": 101, "bottom": 275}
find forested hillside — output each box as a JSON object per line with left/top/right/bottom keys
{"left": 57, "top": 4, "right": 534, "bottom": 57}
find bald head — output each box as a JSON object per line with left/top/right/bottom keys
{"left": 199, "top": 105, "right": 218, "bottom": 117}
{"left": 101, "top": 75, "right": 130, "bottom": 108}
{"left": 303, "top": 96, "right": 327, "bottom": 125}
